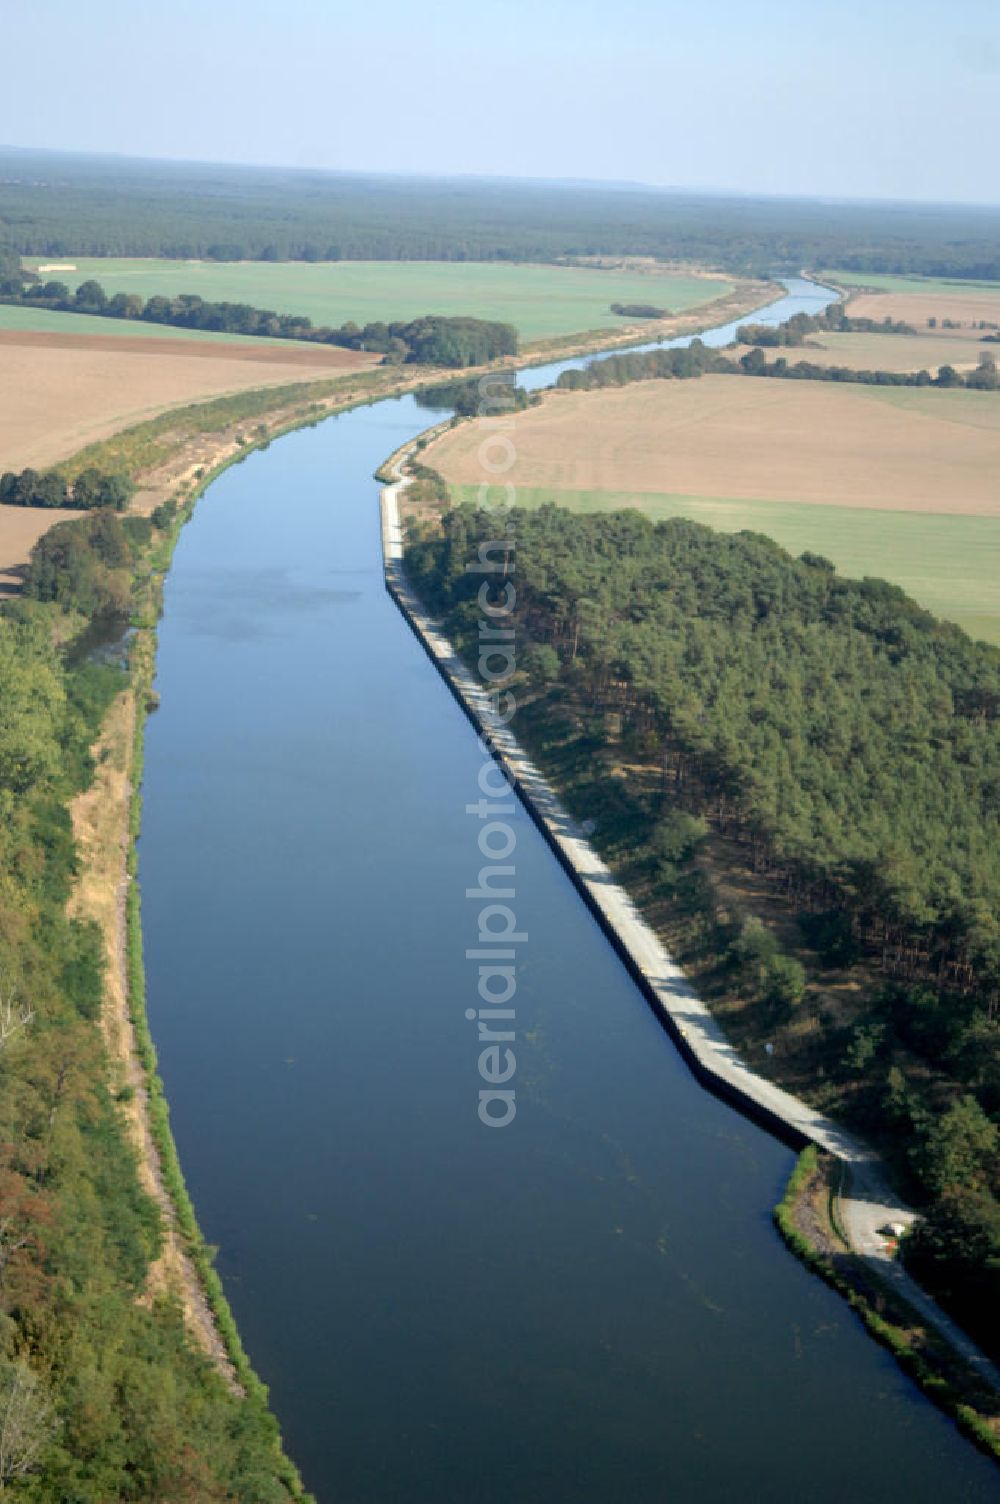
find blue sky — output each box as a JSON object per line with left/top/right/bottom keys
{"left": 3, "top": 0, "right": 999, "bottom": 203}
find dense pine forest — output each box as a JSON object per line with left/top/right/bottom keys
{"left": 405, "top": 505, "right": 1000, "bottom": 1354}
{"left": 0, "top": 524, "right": 310, "bottom": 1497}
{"left": 4, "top": 148, "right": 1000, "bottom": 277}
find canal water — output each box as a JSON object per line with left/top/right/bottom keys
{"left": 140, "top": 282, "right": 998, "bottom": 1501}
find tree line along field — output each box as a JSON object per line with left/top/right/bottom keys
{"left": 449, "top": 487, "right": 1000, "bottom": 645}
{"left": 0, "top": 301, "right": 300, "bottom": 345}
{"left": 425, "top": 377, "right": 1000, "bottom": 643}
{"left": 21, "top": 258, "right": 734, "bottom": 343}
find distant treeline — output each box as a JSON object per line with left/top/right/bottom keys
{"left": 4, "top": 148, "right": 1000, "bottom": 279}
{"left": 405, "top": 503, "right": 1000, "bottom": 1356}
{"left": 0, "top": 465, "right": 133, "bottom": 511}
{"left": 0, "top": 276, "right": 517, "bottom": 367}
{"left": 556, "top": 335, "right": 1000, "bottom": 392}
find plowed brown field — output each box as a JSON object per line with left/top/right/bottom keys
{"left": 0, "top": 330, "right": 377, "bottom": 471}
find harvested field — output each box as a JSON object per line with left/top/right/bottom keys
{"left": 751, "top": 330, "right": 988, "bottom": 373}
{"left": 426, "top": 376, "right": 1000, "bottom": 516}
{"left": 0, "top": 333, "right": 376, "bottom": 471}
{"left": 845, "top": 290, "right": 1000, "bottom": 338}
{"left": 820, "top": 269, "right": 1000, "bottom": 341}
{"left": 428, "top": 375, "right": 1000, "bottom": 640}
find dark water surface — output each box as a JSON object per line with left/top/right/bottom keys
{"left": 141, "top": 284, "right": 998, "bottom": 1501}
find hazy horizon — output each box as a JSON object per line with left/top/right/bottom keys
{"left": 4, "top": 0, "right": 998, "bottom": 207}
{"left": 3, "top": 141, "right": 999, "bottom": 216}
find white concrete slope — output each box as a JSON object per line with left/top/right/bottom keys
{"left": 380, "top": 454, "right": 999, "bottom": 1392}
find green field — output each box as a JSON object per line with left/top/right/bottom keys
{"left": 861, "top": 384, "right": 1000, "bottom": 429}
{"left": 822, "top": 269, "right": 1000, "bottom": 297}
{"left": 452, "top": 485, "right": 1000, "bottom": 643}
{"left": 24, "top": 259, "right": 734, "bottom": 342}
{"left": 0, "top": 301, "right": 291, "bottom": 345}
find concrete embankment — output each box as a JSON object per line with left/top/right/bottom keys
{"left": 379, "top": 456, "right": 1000, "bottom": 1393}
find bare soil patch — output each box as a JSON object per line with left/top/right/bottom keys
{"left": 426, "top": 376, "right": 1000, "bottom": 516}
{"left": 68, "top": 692, "right": 240, "bottom": 1387}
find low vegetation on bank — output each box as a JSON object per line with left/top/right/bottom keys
{"left": 775, "top": 1149, "right": 1000, "bottom": 1457}
{"left": 0, "top": 520, "right": 310, "bottom": 1496}
{"left": 404, "top": 503, "right": 1000, "bottom": 1363}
